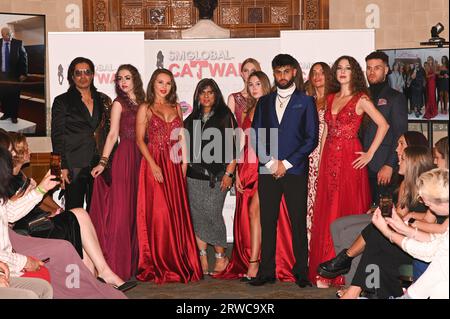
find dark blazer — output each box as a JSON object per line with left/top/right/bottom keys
{"left": 0, "top": 38, "right": 28, "bottom": 79}
{"left": 362, "top": 82, "right": 408, "bottom": 173}
{"left": 251, "top": 90, "right": 319, "bottom": 175}
{"left": 51, "top": 87, "right": 105, "bottom": 169}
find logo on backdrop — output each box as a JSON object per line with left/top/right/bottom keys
{"left": 156, "top": 51, "right": 164, "bottom": 69}
{"left": 167, "top": 50, "right": 238, "bottom": 80}
{"left": 58, "top": 64, "right": 64, "bottom": 85}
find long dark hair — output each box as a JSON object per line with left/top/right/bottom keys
{"left": 403, "top": 131, "right": 428, "bottom": 148}
{"left": 115, "top": 64, "right": 146, "bottom": 105}
{"left": 146, "top": 68, "right": 178, "bottom": 106}
{"left": 0, "top": 128, "right": 12, "bottom": 150}
{"left": 306, "top": 62, "right": 332, "bottom": 110}
{"left": 67, "top": 56, "right": 96, "bottom": 90}
{"left": 191, "top": 78, "right": 229, "bottom": 119}
{"left": 329, "top": 55, "right": 369, "bottom": 96}
{"left": 0, "top": 146, "right": 13, "bottom": 203}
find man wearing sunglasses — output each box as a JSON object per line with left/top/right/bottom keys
{"left": 51, "top": 57, "right": 111, "bottom": 211}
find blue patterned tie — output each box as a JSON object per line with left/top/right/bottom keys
{"left": 4, "top": 42, "right": 10, "bottom": 72}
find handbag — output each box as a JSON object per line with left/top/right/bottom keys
{"left": 13, "top": 208, "right": 54, "bottom": 236}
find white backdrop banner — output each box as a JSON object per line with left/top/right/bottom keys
{"left": 281, "top": 29, "right": 375, "bottom": 80}
{"left": 144, "top": 38, "right": 280, "bottom": 118}
{"left": 48, "top": 32, "right": 145, "bottom": 108}
{"left": 48, "top": 30, "right": 376, "bottom": 243}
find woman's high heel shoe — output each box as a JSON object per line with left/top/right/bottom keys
{"left": 211, "top": 252, "right": 229, "bottom": 276}
{"left": 240, "top": 259, "right": 260, "bottom": 282}
{"left": 199, "top": 249, "right": 210, "bottom": 276}
{"left": 97, "top": 277, "right": 137, "bottom": 292}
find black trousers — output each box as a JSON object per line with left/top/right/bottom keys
{"left": 257, "top": 173, "right": 308, "bottom": 279}
{"left": 0, "top": 82, "right": 20, "bottom": 119}
{"left": 65, "top": 166, "right": 94, "bottom": 211}
{"left": 352, "top": 224, "right": 412, "bottom": 299}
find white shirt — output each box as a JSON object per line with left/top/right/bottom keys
{"left": 402, "top": 227, "right": 449, "bottom": 299}
{"left": 0, "top": 189, "right": 44, "bottom": 277}
{"left": 265, "top": 84, "right": 296, "bottom": 172}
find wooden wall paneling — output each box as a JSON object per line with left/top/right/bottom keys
{"left": 83, "top": 0, "right": 329, "bottom": 38}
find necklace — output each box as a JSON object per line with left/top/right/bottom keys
{"left": 277, "top": 94, "right": 292, "bottom": 108}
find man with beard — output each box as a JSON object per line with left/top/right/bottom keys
{"left": 249, "top": 54, "right": 318, "bottom": 288}
{"left": 363, "top": 51, "right": 408, "bottom": 204}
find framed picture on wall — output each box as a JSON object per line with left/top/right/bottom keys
{"left": 0, "top": 12, "right": 46, "bottom": 136}
{"left": 381, "top": 47, "right": 449, "bottom": 147}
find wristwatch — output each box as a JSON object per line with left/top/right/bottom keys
{"left": 224, "top": 171, "right": 234, "bottom": 178}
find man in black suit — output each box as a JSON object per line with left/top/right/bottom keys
{"left": 51, "top": 57, "right": 108, "bottom": 211}
{"left": 249, "top": 54, "right": 318, "bottom": 288}
{"left": 363, "top": 51, "right": 408, "bottom": 204}
{"left": 0, "top": 27, "right": 28, "bottom": 124}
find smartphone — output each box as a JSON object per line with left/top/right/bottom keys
{"left": 50, "top": 153, "right": 62, "bottom": 182}
{"left": 379, "top": 194, "right": 393, "bottom": 218}
{"left": 16, "top": 178, "right": 31, "bottom": 197}
{"left": 41, "top": 257, "right": 50, "bottom": 263}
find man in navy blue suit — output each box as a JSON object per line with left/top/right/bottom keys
{"left": 250, "top": 54, "right": 319, "bottom": 287}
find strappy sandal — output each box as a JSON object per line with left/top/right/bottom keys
{"left": 240, "top": 259, "right": 260, "bottom": 282}
{"left": 199, "top": 249, "right": 210, "bottom": 276}
{"left": 211, "top": 252, "right": 229, "bottom": 275}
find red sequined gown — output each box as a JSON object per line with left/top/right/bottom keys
{"left": 309, "top": 93, "right": 371, "bottom": 286}
{"left": 136, "top": 111, "right": 202, "bottom": 283}
{"left": 214, "top": 115, "right": 296, "bottom": 281}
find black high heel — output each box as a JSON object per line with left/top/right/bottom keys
{"left": 240, "top": 259, "right": 259, "bottom": 282}
{"left": 97, "top": 277, "right": 137, "bottom": 292}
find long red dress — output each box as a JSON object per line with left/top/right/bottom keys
{"left": 214, "top": 115, "right": 296, "bottom": 281}
{"left": 308, "top": 93, "right": 371, "bottom": 286}
{"left": 89, "top": 96, "right": 141, "bottom": 281}
{"left": 423, "top": 69, "right": 438, "bottom": 119}
{"left": 136, "top": 111, "right": 202, "bottom": 283}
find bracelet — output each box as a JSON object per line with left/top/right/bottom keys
{"left": 99, "top": 160, "right": 108, "bottom": 167}
{"left": 224, "top": 171, "right": 234, "bottom": 178}
{"left": 35, "top": 186, "right": 47, "bottom": 195}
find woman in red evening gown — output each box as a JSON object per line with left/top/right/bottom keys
{"left": 423, "top": 57, "right": 438, "bottom": 119}
{"left": 309, "top": 56, "right": 389, "bottom": 288}
{"left": 135, "top": 69, "right": 202, "bottom": 284}
{"left": 227, "top": 58, "right": 261, "bottom": 127}
{"left": 89, "top": 64, "right": 145, "bottom": 280}
{"left": 215, "top": 71, "right": 296, "bottom": 282}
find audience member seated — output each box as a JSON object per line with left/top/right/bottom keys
{"left": 319, "top": 131, "right": 429, "bottom": 285}
{"left": 0, "top": 260, "right": 52, "bottom": 299}
{"left": 324, "top": 146, "right": 435, "bottom": 298}
{"left": 372, "top": 168, "right": 449, "bottom": 299}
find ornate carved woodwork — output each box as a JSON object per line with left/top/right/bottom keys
{"left": 83, "top": 0, "right": 329, "bottom": 39}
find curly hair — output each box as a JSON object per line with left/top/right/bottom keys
{"left": 115, "top": 64, "right": 146, "bottom": 105}
{"left": 146, "top": 68, "right": 178, "bottom": 107}
{"left": 329, "top": 55, "right": 369, "bottom": 96}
